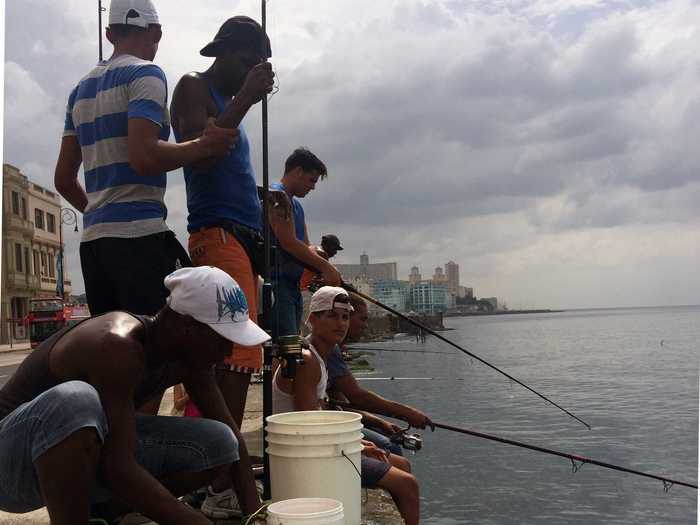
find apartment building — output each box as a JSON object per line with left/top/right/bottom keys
{"left": 1, "top": 164, "right": 71, "bottom": 343}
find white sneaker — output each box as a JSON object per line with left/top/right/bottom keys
{"left": 201, "top": 482, "right": 264, "bottom": 520}
{"left": 201, "top": 487, "right": 242, "bottom": 520}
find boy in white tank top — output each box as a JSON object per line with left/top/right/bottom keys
{"left": 272, "top": 287, "right": 348, "bottom": 412}
{"left": 272, "top": 287, "right": 421, "bottom": 525}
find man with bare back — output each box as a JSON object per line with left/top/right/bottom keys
{"left": 0, "top": 267, "right": 268, "bottom": 524}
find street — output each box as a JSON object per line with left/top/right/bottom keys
{"left": 0, "top": 350, "right": 31, "bottom": 387}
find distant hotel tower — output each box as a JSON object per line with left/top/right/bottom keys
{"left": 445, "top": 260, "right": 459, "bottom": 296}
{"left": 408, "top": 265, "right": 421, "bottom": 284}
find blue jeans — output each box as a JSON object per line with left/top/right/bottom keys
{"left": 363, "top": 428, "right": 403, "bottom": 456}
{"left": 0, "top": 381, "right": 238, "bottom": 513}
{"left": 272, "top": 278, "right": 303, "bottom": 336}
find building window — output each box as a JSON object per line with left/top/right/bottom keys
{"left": 47, "top": 213, "right": 56, "bottom": 233}
{"left": 15, "top": 244, "right": 23, "bottom": 273}
{"left": 11, "top": 297, "right": 26, "bottom": 321}
{"left": 33, "top": 251, "right": 40, "bottom": 276}
{"left": 48, "top": 253, "right": 55, "bottom": 278}
{"left": 35, "top": 209, "right": 45, "bottom": 230}
{"left": 24, "top": 247, "right": 30, "bottom": 275}
{"left": 11, "top": 192, "right": 20, "bottom": 215}
{"left": 21, "top": 197, "right": 27, "bottom": 219}
{"left": 41, "top": 252, "right": 48, "bottom": 276}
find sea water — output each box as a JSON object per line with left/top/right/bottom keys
{"left": 354, "top": 306, "right": 699, "bottom": 524}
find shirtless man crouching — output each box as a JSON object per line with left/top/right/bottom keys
{"left": 0, "top": 266, "right": 268, "bottom": 525}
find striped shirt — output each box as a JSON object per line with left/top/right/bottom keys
{"left": 63, "top": 54, "right": 171, "bottom": 242}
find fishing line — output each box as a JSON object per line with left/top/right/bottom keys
{"left": 357, "top": 376, "right": 436, "bottom": 381}
{"left": 348, "top": 346, "right": 455, "bottom": 356}
{"left": 345, "top": 286, "right": 592, "bottom": 430}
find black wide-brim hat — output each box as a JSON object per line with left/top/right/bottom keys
{"left": 200, "top": 16, "right": 271, "bottom": 58}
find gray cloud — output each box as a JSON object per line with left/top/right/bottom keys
{"left": 3, "top": 0, "right": 698, "bottom": 308}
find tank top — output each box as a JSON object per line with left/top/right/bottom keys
{"left": 273, "top": 344, "right": 328, "bottom": 414}
{"left": 0, "top": 312, "right": 184, "bottom": 421}
{"left": 270, "top": 181, "right": 306, "bottom": 283}
{"left": 176, "top": 77, "right": 262, "bottom": 233}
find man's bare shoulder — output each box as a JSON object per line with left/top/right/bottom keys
{"left": 298, "top": 348, "right": 322, "bottom": 377}
{"left": 172, "top": 72, "right": 209, "bottom": 103}
{"left": 51, "top": 312, "right": 147, "bottom": 378}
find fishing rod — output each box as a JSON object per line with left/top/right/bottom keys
{"left": 345, "top": 285, "right": 592, "bottom": 430}
{"left": 260, "top": 0, "right": 274, "bottom": 502}
{"left": 331, "top": 400, "right": 696, "bottom": 491}
{"left": 98, "top": 0, "right": 104, "bottom": 61}
{"left": 433, "top": 421, "right": 697, "bottom": 492}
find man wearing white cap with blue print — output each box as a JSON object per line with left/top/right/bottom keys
{"left": 54, "top": 0, "right": 240, "bottom": 415}
{"left": 0, "top": 266, "right": 268, "bottom": 524}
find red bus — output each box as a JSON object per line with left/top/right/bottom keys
{"left": 27, "top": 298, "right": 90, "bottom": 349}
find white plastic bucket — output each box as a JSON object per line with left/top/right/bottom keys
{"left": 266, "top": 498, "right": 344, "bottom": 525}
{"left": 266, "top": 411, "right": 362, "bottom": 525}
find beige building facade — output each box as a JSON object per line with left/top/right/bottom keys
{"left": 1, "top": 164, "right": 72, "bottom": 344}
{"left": 335, "top": 253, "right": 398, "bottom": 282}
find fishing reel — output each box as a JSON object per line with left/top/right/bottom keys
{"left": 275, "top": 334, "right": 305, "bottom": 379}
{"left": 391, "top": 425, "right": 423, "bottom": 452}
{"left": 308, "top": 278, "right": 324, "bottom": 293}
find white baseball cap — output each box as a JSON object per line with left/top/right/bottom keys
{"left": 164, "top": 266, "right": 270, "bottom": 347}
{"left": 109, "top": 0, "right": 160, "bottom": 28}
{"left": 306, "top": 286, "right": 354, "bottom": 324}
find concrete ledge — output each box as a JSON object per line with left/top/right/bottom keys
{"left": 0, "top": 384, "right": 403, "bottom": 524}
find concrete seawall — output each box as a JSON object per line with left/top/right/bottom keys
{"left": 0, "top": 383, "right": 403, "bottom": 524}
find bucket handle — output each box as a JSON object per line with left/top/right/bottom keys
{"left": 341, "top": 449, "right": 361, "bottom": 480}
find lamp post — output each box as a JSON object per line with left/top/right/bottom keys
{"left": 58, "top": 208, "right": 78, "bottom": 300}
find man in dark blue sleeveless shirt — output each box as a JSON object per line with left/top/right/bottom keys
{"left": 269, "top": 148, "right": 342, "bottom": 337}
{"left": 170, "top": 17, "right": 274, "bottom": 442}
{"left": 171, "top": 18, "right": 284, "bottom": 520}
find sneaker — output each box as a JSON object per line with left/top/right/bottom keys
{"left": 201, "top": 481, "right": 265, "bottom": 520}
{"left": 180, "top": 487, "right": 207, "bottom": 510}
{"left": 201, "top": 487, "right": 242, "bottom": 520}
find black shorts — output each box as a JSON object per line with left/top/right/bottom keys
{"left": 80, "top": 231, "right": 192, "bottom": 316}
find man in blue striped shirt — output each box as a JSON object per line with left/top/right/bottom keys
{"left": 53, "top": 0, "right": 263, "bottom": 520}
{"left": 54, "top": 0, "right": 235, "bottom": 324}
{"left": 54, "top": 0, "right": 238, "bottom": 418}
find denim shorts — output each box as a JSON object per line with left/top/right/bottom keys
{"left": 362, "top": 428, "right": 403, "bottom": 456}
{"left": 271, "top": 278, "right": 303, "bottom": 336}
{"left": 0, "top": 381, "right": 238, "bottom": 513}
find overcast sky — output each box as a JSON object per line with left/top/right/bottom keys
{"left": 2, "top": 0, "right": 698, "bottom": 309}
